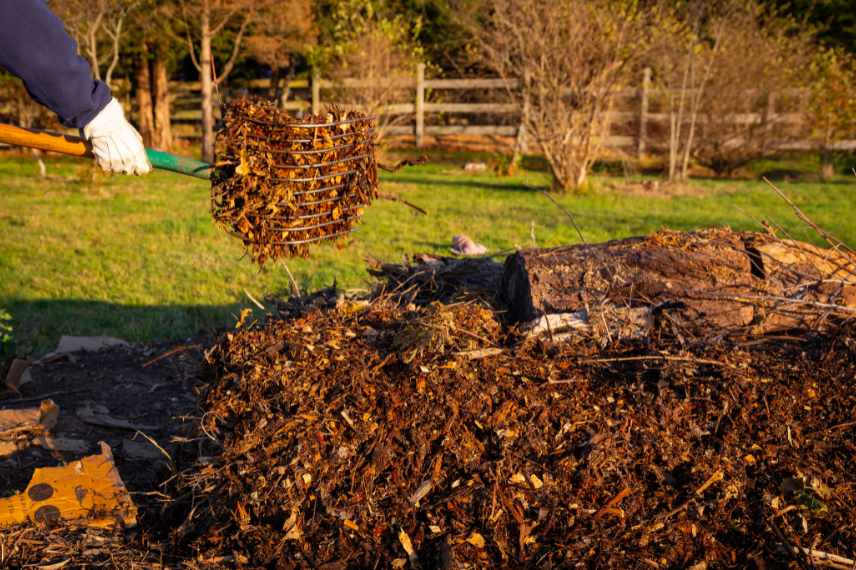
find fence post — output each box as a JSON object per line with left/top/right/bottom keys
{"left": 415, "top": 63, "right": 426, "bottom": 147}
{"left": 312, "top": 72, "right": 321, "bottom": 115}
{"left": 637, "top": 67, "right": 651, "bottom": 160}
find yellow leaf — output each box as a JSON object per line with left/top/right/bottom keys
{"left": 466, "top": 532, "right": 486, "bottom": 548}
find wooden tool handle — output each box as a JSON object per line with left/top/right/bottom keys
{"left": 0, "top": 123, "right": 92, "bottom": 157}
{"left": 0, "top": 123, "right": 212, "bottom": 180}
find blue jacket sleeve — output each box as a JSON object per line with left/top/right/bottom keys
{"left": 0, "top": 0, "right": 112, "bottom": 128}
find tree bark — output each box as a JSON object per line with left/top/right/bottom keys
{"left": 501, "top": 229, "right": 856, "bottom": 337}
{"left": 151, "top": 54, "right": 173, "bottom": 150}
{"left": 200, "top": 0, "right": 215, "bottom": 163}
{"left": 820, "top": 147, "right": 835, "bottom": 181}
{"left": 135, "top": 47, "right": 155, "bottom": 147}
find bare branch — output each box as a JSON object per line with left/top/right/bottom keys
{"left": 213, "top": 9, "right": 253, "bottom": 85}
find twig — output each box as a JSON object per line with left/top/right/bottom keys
{"left": 454, "top": 348, "right": 504, "bottom": 360}
{"left": 142, "top": 344, "right": 200, "bottom": 368}
{"left": 779, "top": 547, "right": 856, "bottom": 570}
{"left": 539, "top": 190, "right": 586, "bottom": 244}
{"left": 134, "top": 430, "right": 176, "bottom": 472}
{"left": 762, "top": 177, "right": 855, "bottom": 259}
{"left": 768, "top": 516, "right": 812, "bottom": 570}
{"left": 579, "top": 355, "right": 733, "bottom": 368}
{"left": 282, "top": 263, "right": 302, "bottom": 299}
{"left": 378, "top": 192, "right": 428, "bottom": 215}
{"left": 243, "top": 288, "right": 267, "bottom": 311}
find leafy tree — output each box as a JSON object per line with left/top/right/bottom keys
{"left": 313, "top": 0, "right": 424, "bottom": 141}
{"left": 807, "top": 47, "right": 856, "bottom": 179}
{"left": 766, "top": 0, "right": 855, "bottom": 54}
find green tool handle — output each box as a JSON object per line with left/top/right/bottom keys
{"left": 0, "top": 123, "right": 212, "bottom": 180}
{"left": 145, "top": 148, "right": 211, "bottom": 179}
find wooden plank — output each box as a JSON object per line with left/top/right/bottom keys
{"left": 638, "top": 67, "right": 651, "bottom": 158}
{"left": 318, "top": 78, "right": 415, "bottom": 89}
{"left": 416, "top": 63, "right": 425, "bottom": 147}
{"left": 645, "top": 112, "right": 804, "bottom": 125}
{"left": 425, "top": 78, "right": 518, "bottom": 90}
{"left": 172, "top": 78, "right": 308, "bottom": 92}
{"left": 312, "top": 73, "right": 320, "bottom": 115}
{"left": 425, "top": 103, "right": 518, "bottom": 114}
{"left": 427, "top": 125, "right": 518, "bottom": 136}
{"left": 384, "top": 125, "right": 518, "bottom": 136}
{"left": 604, "top": 111, "right": 637, "bottom": 122}
{"left": 603, "top": 135, "right": 635, "bottom": 148}
{"left": 383, "top": 103, "right": 416, "bottom": 115}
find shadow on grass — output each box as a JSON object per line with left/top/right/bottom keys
{"left": 386, "top": 174, "right": 543, "bottom": 193}
{"left": 3, "top": 298, "right": 252, "bottom": 356}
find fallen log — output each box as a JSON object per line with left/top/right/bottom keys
{"left": 502, "top": 229, "right": 856, "bottom": 336}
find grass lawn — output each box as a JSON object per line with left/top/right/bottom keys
{"left": 0, "top": 152, "right": 853, "bottom": 355}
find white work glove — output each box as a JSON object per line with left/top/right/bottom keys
{"left": 82, "top": 98, "right": 151, "bottom": 175}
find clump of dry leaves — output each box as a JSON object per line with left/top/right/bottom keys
{"left": 211, "top": 98, "right": 378, "bottom": 265}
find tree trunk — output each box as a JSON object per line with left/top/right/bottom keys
{"left": 820, "top": 147, "right": 835, "bottom": 181}
{"left": 270, "top": 67, "right": 282, "bottom": 103}
{"left": 135, "top": 48, "right": 155, "bottom": 147}
{"left": 501, "top": 229, "right": 856, "bottom": 337}
{"left": 151, "top": 54, "right": 173, "bottom": 151}
{"left": 200, "top": 0, "right": 215, "bottom": 163}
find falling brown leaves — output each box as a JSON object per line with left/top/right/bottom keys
{"left": 211, "top": 98, "right": 378, "bottom": 265}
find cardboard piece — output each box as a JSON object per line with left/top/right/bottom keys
{"left": 76, "top": 402, "right": 157, "bottom": 432}
{"left": 0, "top": 400, "right": 59, "bottom": 457}
{"left": 45, "top": 336, "right": 129, "bottom": 359}
{"left": 4, "top": 358, "right": 33, "bottom": 391}
{"left": 0, "top": 442, "right": 137, "bottom": 529}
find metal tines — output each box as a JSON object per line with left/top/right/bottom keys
{"left": 211, "top": 98, "right": 379, "bottom": 265}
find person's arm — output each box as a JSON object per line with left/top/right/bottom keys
{"left": 0, "top": 0, "right": 150, "bottom": 174}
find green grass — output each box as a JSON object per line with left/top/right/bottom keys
{"left": 0, "top": 153, "right": 853, "bottom": 355}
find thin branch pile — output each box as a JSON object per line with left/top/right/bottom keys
{"left": 211, "top": 98, "right": 378, "bottom": 265}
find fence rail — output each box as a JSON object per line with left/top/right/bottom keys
{"left": 170, "top": 64, "right": 856, "bottom": 153}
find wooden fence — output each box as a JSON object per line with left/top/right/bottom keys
{"left": 171, "top": 63, "right": 855, "bottom": 154}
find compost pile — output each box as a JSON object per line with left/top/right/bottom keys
{"left": 211, "top": 98, "right": 378, "bottom": 264}
{"left": 175, "top": 238, "right": 856, "bottom": 568}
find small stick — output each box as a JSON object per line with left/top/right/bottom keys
{"left": 539, "top": 190, "right": 586, "bottom": 244}
{"left": 142, "top": 344, "right": 200, "bottom": 368}
{"left": 282, "top": 263, "right": 302, "bottom": 299}
{"left": 378, "top": 192, "right": 428, "bottom": 215}
{"left": 762, "top": 177, "right": 855, "bottom": 259}
{"left": 579, "top": 355, "right": 734, "bottom": 368}
{"left": 243, "top": 288, "right": 267, "bottom": 311}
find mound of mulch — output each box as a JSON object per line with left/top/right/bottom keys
{"left": 3, "top": 231, "right": 854, "bottom": 569}
{"left": 173, "top": 293, "right": 856, "bottom": 568}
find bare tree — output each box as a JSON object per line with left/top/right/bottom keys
{"left": 245, "top": 0, "right": 315, "bottom": 107}
{"left": 173, "top": 0, "right": 257, "bottom": 162}
{"left": 471, "top": 0, "right": 654, "bottom": 192}
{"left": 55, "top": 0, "right": 139, "bottom": 89}
{"left": 327, "top": 19, "right": 420, "bottom": 142}
{"left": 651, "top": 2, "right": 728, "bottom": 182}
{"left": 689, "top": 3, "right": 811, "bottom": 176}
